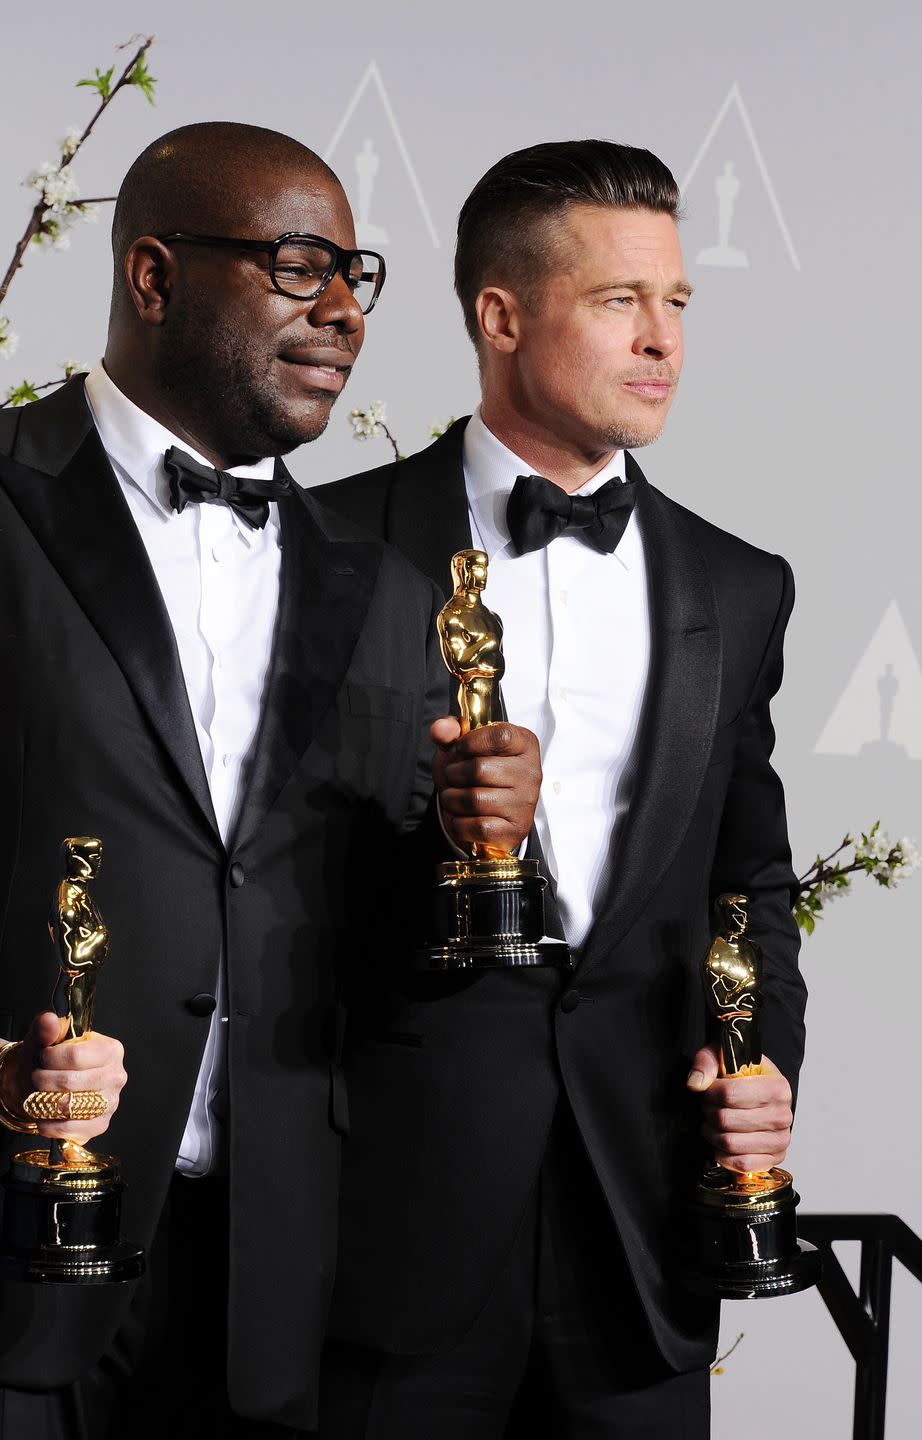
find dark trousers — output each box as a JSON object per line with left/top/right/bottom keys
{"left": 0, "top": 1176, "right": 309, "bottom": 1440}
{"left": 320, "top": 1107, "right": 710, "bottom": 1440}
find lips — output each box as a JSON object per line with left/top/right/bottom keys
{"left": 622, "top": 378, "right": 673, "bottom": 400}
{"left": 278, "top": 346, "right": 353, "bottom": 394}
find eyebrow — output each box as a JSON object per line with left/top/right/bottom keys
{"left": 587, "top": 277, "right": 694, "bottom": 298}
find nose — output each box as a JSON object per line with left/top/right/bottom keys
{"left": 309, "top": 270, "right": 365, "bottom": 337}
{"left": 633, "top": 303, "right": 680, "bottom": 361}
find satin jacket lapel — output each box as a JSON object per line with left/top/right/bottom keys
{"left": 387, "top": 420, "right": 472, "bottom": 593}
{"left": 0, "top": 381, "right": 218, "bottom": 837}
{"left": 577, "top": 463, "right": 722, "bottom": 978}
{"left": 232, "top": 480, "right": 381, "bottom": 850}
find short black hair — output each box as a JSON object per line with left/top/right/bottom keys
{"left": 454, "top": 139, "right": 681, "bottom": 345}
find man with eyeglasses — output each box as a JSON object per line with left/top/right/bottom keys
{"left": 0, "top": 122, "right": 539, "bottom": 1439}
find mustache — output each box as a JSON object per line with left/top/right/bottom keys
{"left": 276, "top": 332, "right": 356, "bottom": 357}
{"left": 618, "top": 365, "right": 678, "bottom": 384}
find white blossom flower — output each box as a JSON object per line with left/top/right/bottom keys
{"left": 61, "top": 359, "right": 90, "bottom": 378}
{"left": 817, "top": 878, "right": 847, "bottom": 904}
{"left": 855, "top": 829, "right": 892, "bottom": 864}
{"left": 0, "top": 318, "right": 19, "bottom": 359}
{"left": 897, "top": 837, "right": 920, "bottom": 874}
{"left": 25, "top": 161, "right": 80, "bottom": 212}
{"left": 349, "top": 401, "right": 387, "bottom": 441}
{"left": 59, "top": 126, "right": 83, "bottom": 161}
{"left": 79, "top": 203, "right": 99, "bottom": 224}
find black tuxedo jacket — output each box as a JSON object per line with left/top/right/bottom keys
{"left": 317, "top": 420, "right": 807, "bottom": 1374}
{"left": 0, "top": 379, "right": 447, "bottom": 1429}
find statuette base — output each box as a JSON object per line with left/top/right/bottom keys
{"left": 681, "top": 1165, "right": 820, "bottom": 1300}
{"left": 0, "top": 1149, "right": 145, "bottom": 1285}
{"left": 419, "top": 858, "right": 571, "bottom": 971}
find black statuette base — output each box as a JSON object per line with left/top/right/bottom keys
{"left": 0, "top": 1151, "right": 145, "bottom": 1285}
{"left": 681, "top": 1166, "right": 821, "bottom": 1300}
{"left": 419, "top": 857, "right": 571, "bottom": 971}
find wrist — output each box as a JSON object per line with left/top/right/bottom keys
{"left": 0, "top": 1041, "right": 38, "bottom": 1135}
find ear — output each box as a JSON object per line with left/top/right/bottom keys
{"left": 122, "top": 237, "right": 177, "bottom": 327}
{"left": 475, "top": 286, "right": 523, "bottom": 356}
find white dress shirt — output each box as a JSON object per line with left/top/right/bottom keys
{"left": 462, "top": 409, "right": 650, "bottom": 950}
{"left": 84, "top": 362, "right": 282, "bottom": 1173}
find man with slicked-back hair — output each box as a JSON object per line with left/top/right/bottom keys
{"left": 319, "top": 139, "right": 806, "bottom": 1438}
{"left": 0, "top": 123, "right": 540, "bottom": 1438}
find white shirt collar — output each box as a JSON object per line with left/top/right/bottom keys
{"left": 462, "top": 406, "right": 632, "bottom": 567}
{"left": 83, "top": 361, "right": 278, "bottom": 539}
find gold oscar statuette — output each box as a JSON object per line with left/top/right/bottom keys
{"left": 419, "top": 550, "right": 570, "bottom": 970}
{"left": 681, "top": 894, "right": 819, "bottom": 1298}
{"left": 0, "top": 837, "right": 144, "bottom": 1283}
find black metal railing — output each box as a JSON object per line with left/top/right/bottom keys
{"left": 798, "top": 1214, "right": 922, "bottom": 1440}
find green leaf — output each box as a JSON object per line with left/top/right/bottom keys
{"left": 76, "top": 65, "right": 114, "bottom": 101}
{"left": 128, "top": 53, "right": 157, "bottom": 104}
{"left": 6, "top": 380, "right": 41, "bottom": 407}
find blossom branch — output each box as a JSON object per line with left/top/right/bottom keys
{"left": 348, "top": 405, "right": 456, "bottom": 460}
{"left": 794, "top": 823, "right": 919, "bottom": 934}
{"left": 71, "top": 36, "right": 155, "bottom": 160}
{"left": 0, "top": 35, "right": 154, "bottom": 310}
{"left": 1, "top": 362, "right": 90, "bottom": 410}
{"left": 0, "top": 378, "right": 66, "bottom": 409}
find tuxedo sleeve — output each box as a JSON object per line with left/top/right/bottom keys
{"left": 391, "top": 578, "right": 453, "bottom": 923}
{"left": 708, "top": 555, "right": 807, "bottom": 1101}
{"left": 401, "top": 577, "right": 451, "bottom": 833}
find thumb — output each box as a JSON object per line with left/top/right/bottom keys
{"left": 31, "top": 1010, "right": 68, "bottom": 1051}
{"left": 686, "top": 1044, "right": 720, "bottom": 1092}
{"left": 431, "top": 716, "right": 462, "bottom": 748}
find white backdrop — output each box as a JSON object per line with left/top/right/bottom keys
{"left": 2, "top": 3, "right": 921, "bottom": 1433}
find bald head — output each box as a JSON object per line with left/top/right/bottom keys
{"left": 104, "top": 122, "right": 365, "bottom": 468}
{"left": 111, "top": 121, "right": 339, "bottom": 267}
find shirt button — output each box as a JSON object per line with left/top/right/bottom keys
{"left": 222, "top": 753, "right": 233, "bottom": 768}
{"left": 228, "top": 861, "right": 245, "bottom": 888}
{"left": 186, "top": 992, "right": 217, "bottom": 1017}
{"left": 552, "top": 780, "right": 562, "bottom": 794}
{"left": 560, "top": 990, "right": 580, "bottom": 1014}
{"left": 560, "top": 589, "right": 568, "bottom": 603}
{"left": 211, "top": 545, "right": 221, "bottom": 563}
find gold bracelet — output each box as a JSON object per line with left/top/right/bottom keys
{"left": 0, "top": 1041, "right": 39, "bottom": 1135}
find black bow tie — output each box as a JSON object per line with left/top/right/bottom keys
{"left": 163, "top": 446, "right": 292, "bottom": 531}
{"left": 506, "top": 473, "right": 637, "bottom": 556}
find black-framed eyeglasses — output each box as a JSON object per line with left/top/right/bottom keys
{"left": 157, "top": 231, "right": 387, "bottom": 315}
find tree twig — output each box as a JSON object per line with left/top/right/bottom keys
{"left": 381, "top": 423, "right": 401, "bottom": 462}
{"left": 797, "top": 837, "right": 851, "bottom": 885}
{"left": 70, "top": 36, "right": 154, "bottom": 160}
{"left": 0, "top": 35, "right": 152, "bottom": 309}
{"left": 0, "top": 377, "right": 69, "bottom": 410}
{"left": 710, "top": 1331, "right": 745, "bottom": 1374}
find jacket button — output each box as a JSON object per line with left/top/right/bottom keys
{"left": 228, "top": 861, "right": 245, "bottom": 888}
{"left": 186, "top": 993, "right": 217, "bottom": 1017}
{"left": 560, "top": 990, "right": 580, "bottom": 1014}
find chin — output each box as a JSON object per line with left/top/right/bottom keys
{"left": 601, "top": 415, "right": 668, "bottom": 450}
{"left": 257, "top": 400, "right": 335, "bottom": 455}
